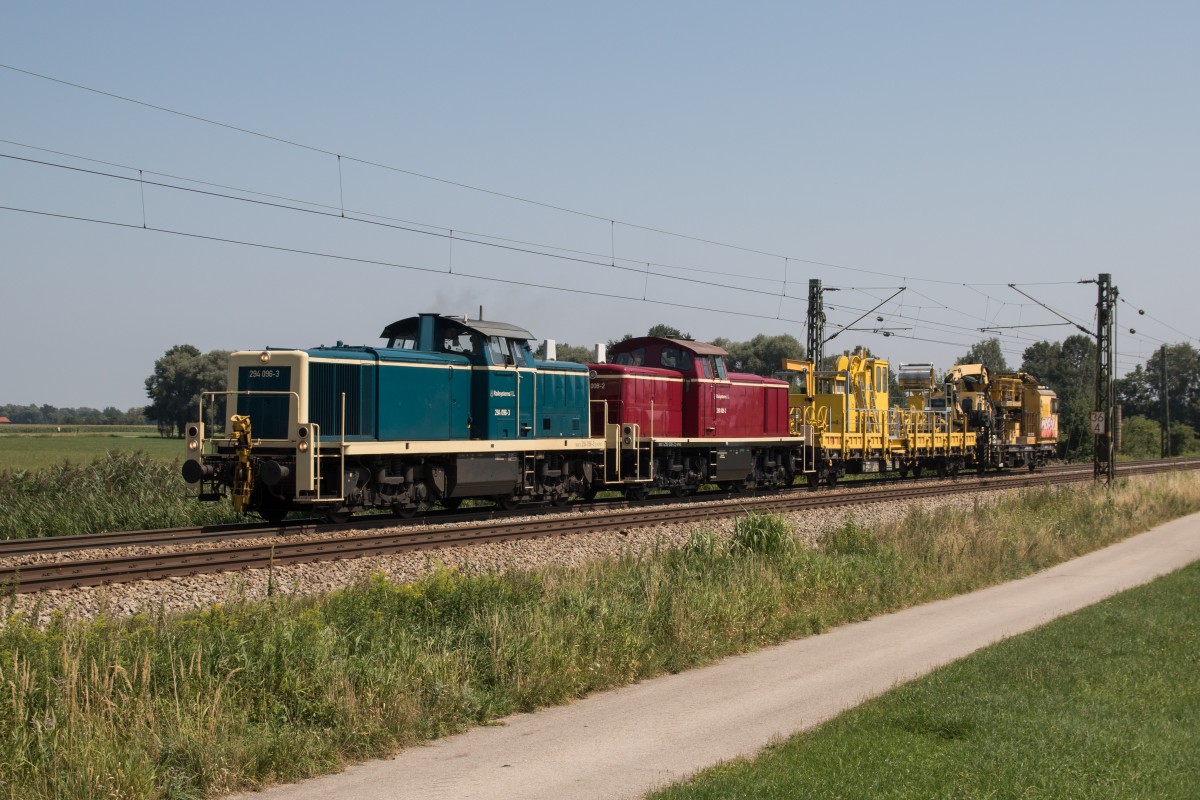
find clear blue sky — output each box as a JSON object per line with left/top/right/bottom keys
{"left": 2, "top": 2, "right": 1196, "bottom": 408}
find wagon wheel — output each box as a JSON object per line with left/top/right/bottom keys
{"left": 806, "top": 473, "right": 820, "bottom": 490}
{"left": 392, "top": 504, "right": 419, "bottom": 519}
{"left": 439, "top": 497, "right": 464, "bottom": 512}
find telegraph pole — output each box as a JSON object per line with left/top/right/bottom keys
{"left": 1093, "top": 273, "right": 1117, "bottom": 483}
{"left": 806, "top": 279, "right": 826, "bottom": 368}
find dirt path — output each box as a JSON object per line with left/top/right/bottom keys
{"left": 228, "top": 512, "right": 1200, "bottom": 800}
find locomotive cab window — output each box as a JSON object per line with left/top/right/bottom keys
{"left": 615, "top": 347, "right": 646, "bottom": 367}
{"left": 387, "top": 335, "right": 417, "bottom": 350}
{"left": 714, "top": 356, "right": 728, "bottom": 380}
{"left": 442, "top": 325, "right": 478, "bottom": 356}
{"left": 512, "top": 340, "right": 535, "bottom": 368}
{"left": 488, "top": 336, "right": 512, "bottom": 366}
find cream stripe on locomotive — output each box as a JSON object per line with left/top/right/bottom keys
{"left": 304, "top": 357, "right": 585, "bottom": 379}
{"left": 621, "top": 436, "right": 800, "bottom": 446}
{"left": 590, "top": 374, "right": 685, "bottom": 384}
{"left": 337, "top": 437, "right": 606, "bottom": 456}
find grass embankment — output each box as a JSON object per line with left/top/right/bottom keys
{"left": 1, "top": 474, "right": 1198, "bottom": 799}
{"left": 0, "top": 452, "right": 240, "bottom": 539}
{"left": 0, "top": 425, "right": 179, "bottom": 472}
{"left": 652, "top": 559, "right": 1200, "bottom": 800}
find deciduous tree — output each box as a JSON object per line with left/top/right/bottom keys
{"left": 145, "top": 345, "right": 229, "bottom": 438}
{"left": 956, "top": 337, "right": 1010, "bottom": 374}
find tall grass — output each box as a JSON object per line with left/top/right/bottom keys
{"left": 1, "top": 474, "right": 1198, "bottom": 798}
{"left": 0, "top": 451, "right": 240, "bottom": 539}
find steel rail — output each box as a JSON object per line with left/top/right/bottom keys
{"left": 0, "top": 459, "right": 1132, "bottom": 558}
{"left": 2, "top": 459, "right": 1196, "bottom": 595}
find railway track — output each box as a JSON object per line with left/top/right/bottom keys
{"left": 2, "top": 458, "right": 1196, "bottom": 594}
{"left": 0, "top": 460, "right": 1106, "bottom": 559}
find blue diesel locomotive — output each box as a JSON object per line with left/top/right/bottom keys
{"left": 182, "top": 313, "right": 600, "bottom": 521}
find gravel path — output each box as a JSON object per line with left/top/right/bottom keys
{"left": 4, "top": 486, "right": 1018, "bottom": 628}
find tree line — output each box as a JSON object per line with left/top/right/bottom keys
{"left": 0, "top": 404, "right": 147, "bottom": 426}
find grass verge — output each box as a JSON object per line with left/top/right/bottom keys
{"left": 0, "top": 473, "right": 1198, "bottom": 798}
{"left": 650, "top": 558, "right": 1200, "bottom": 800}
{"left": 0, "top": 451, "right": 240, "bottom": 539}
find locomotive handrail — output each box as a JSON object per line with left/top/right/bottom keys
{"left": 196, "top": 390, "right": 302, "bottom": 443}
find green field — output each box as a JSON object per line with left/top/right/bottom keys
{"left": 652, "top": 560, "right": 1200, "bottom": 800}
{"left": 0, "top": 425, "right": 182, "bottom": 471}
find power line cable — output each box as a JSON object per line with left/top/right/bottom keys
{"left": 0, "top": 61, "right": 1109, "bottom": 291}
{"left": 0, "top": 138, "right": 793, "bottom": 288}
{"left": 0, "top": 203, "right": 810, "bottom": 327}
{"left": 0, "top": 151, "right": 789, "bottom": 302}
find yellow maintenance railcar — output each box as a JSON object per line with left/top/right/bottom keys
{"left": 781, "top": 352, "right": 976, "bottom": 486}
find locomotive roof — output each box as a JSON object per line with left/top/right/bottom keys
{"left": 609, "top": 336, "right": 729, "bottom": 356}
{"left": 380, "top": 314, "right": 535, "bottom": 342}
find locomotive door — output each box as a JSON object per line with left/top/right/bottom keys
{"left": 516, "top": 363, "right": 533, "bottom": 437}
{"left": 699, "top": 355, "right": 724, "bottom": 436}
{"left": 485, "top": 336, "right": 519, "bottom": 439}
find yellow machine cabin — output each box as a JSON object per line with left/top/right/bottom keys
{"left": 942, "top": 364, "right": 1059, "bottom": 469}
{"left": 988, "top": 372, "right": 1059, "bottom": 447}
{"left": 781, "top": 352, "right": 975, "bottom": 481}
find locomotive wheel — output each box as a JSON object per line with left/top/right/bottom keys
{"left": 625, "top": 486, "right": 649, "bottom": 502}
{"left": 324, "top": 507, "right": 353, "bottom": 524}
{"left": 257, "top": 495, "right": 290, "bottom": 524}
{"left": 494, "top": 493, "right": 520, "bottom": 511}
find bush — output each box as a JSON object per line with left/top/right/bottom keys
{"left": 730, "top": 512, "right": 795, "bottom": 556}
